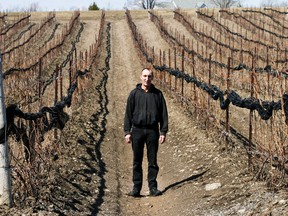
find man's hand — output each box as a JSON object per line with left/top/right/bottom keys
{"left": 125, "top": 134, "right": 132, "bottom": 143}
{"left": 159, "top": 135, "right": 166, "bottom": 144}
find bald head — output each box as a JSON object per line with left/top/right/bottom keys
{"left": 140, "top": 68, "right": 153, "bottom": 91}
{"left": 141, "top": 68, "right": 153, "bottom": 76}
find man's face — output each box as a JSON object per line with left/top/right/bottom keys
{"left": 141, "top": 69, "right": 153, "bottom": 88}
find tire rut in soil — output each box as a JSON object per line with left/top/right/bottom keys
{"left": 87, "top": 22, "right": 121, "bottom": 215}
{"left": 47, "top": 22, "right": 117, "bottom": 216}
{"left": 83, "top": 22, "right": 119, "bottom": 215}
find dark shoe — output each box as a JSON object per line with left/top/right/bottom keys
{"left": 149, "top": 188, "right": 162, "bottom": 196}
{"left": 127, "top": 188, "right": 140, "bottom": 197}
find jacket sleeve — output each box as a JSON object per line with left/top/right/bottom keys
{"left": 159, "top": 93, "right": 168, "bottom": 135}
{"left": 124, "top": 91, "right": 133, "bottom": 136}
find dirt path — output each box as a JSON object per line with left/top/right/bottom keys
{"left": 100, "top": 16, "right": 144, "bottom": 215}
{"left": 100, "top": 11, "right": 288, "bottom": 216}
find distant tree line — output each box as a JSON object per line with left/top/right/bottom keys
{"left": 212, "top": 0, "right": 242, "bottom": 8}
{"left": 1, "top": 0, "right": 287, "bottom": 12}
{"left": 127, "top": 0, "right": 241, "bottom": 9}
{"left": 260, "top": 0, "right": 288, "bottom": 7}
{"left": 128, "top": 0, "right": 288, "bottom": 9}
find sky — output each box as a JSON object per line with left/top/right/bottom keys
{"left": 0, "top": 0, "right": 266, "bottom": 12}
{"left": 0, "top": 0, "right": 128, "bottom": 11}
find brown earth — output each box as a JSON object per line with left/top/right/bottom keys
{"left": 1, "top": 9, "right": 288, "bottom": 216}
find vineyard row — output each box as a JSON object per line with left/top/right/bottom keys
{"left": 125, "top": 9, "right": 288, "bottom": 176}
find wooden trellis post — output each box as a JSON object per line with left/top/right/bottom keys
{"left": 181, "top": 48, "right": 184, "bottom": 97}
{"left": 226, "top": 57, "right": 231, "bottom": 148}
{"left": 208, "top": 53, "right": 212, "bottom": 110}
{"left": 159, "top": 49, "right": 162, "bottom": 81}
{"left": 168, "top": 49, "right": 172, "bottom": 90}
{"left": 85, "top": 50, "right": 88, "bottom": 69}
{"left": 248, "top": 52, "right": 255, "bottom": 171}
{"left": 38, "top": 58, "right": 42, "bottom": 102}
{"left": 163, "top": 50, "right": 166, "bottom": 85}
{"left": 174, "top": 47, "right": 177, "bottom": 92}
{"left": 54, "top": 66, "right": 59, "bottom": 142}
{"left": 74, "top": 48, "right": 77, "bottom": 72}
{"left": 152, "top": 47, "right": 155, "bottom": 64}
{"left": 60, "top": 68, "right": 63, "bottom": 100}
{"left": 69, "top": 59, "right": 72, "bottom": 89}
{"left": 55, "top": 65, "right": 59, "bottom": 105}
{"left": 192, "top": 52, "right": 196, "bottom": 102}
{"left": 266, "top": 46, "right": 270, "bottom": 94}
{"left": 0, "top": 53, "right": 12, "bottom": 207}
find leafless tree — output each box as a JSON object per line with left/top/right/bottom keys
{"left": 28, "top": 2, "right": 40, "bottom": 12}
{"left": 260, "top": 0, "right": 288, "bottom": 7}
{"left": 141, "top": 0, "right": 156, "bottom": 9}
{"left": 260, "top": 0, "right": 274, "bottom": 7}
{"left": 211, "top": 0, "right": 241, "bottom": 8}
{"left": 279, "top": 1, "right": 288, "bottom": 6}
{"left": 128, "top": 0, "right": 157, "bottom": 9}
{"left": 4, "top": 2, "right": 40, "bottom": 12}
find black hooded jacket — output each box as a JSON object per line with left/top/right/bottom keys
{"left": 124, "top": 83, "right": 168, "bottom": 136}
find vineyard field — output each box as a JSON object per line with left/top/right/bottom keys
{"left": 1, "top": 8, "right": 288, "bottom": 215}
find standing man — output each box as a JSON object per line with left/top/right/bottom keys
{"left": 124, "top": 68, "right": 168, "bottom": 197}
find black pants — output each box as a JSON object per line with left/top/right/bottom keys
{"left": 131, "top": 127, "right": 159, "bottom": 191}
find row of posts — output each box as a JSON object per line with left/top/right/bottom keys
{"left": 153, "top": 47, "right": 259, "bottom": 170}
